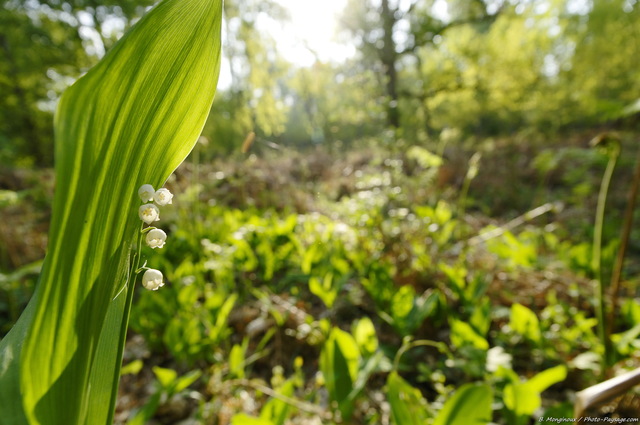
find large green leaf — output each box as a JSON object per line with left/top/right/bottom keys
{"left": 0, "top": 0, "right": 222, "bottom": 423}
{"left": 319, "top": 327, "right": 361, "bottom": 420}
{"left": 433, "top": 384, "right": 493, "bottom": 425}
{"left": 504, "top": 365, "right": 567, "bottom": 417}
{"left": 449, "top": 318, "right": 489, "bottom": 350}
{"left": 387, "top": 371, "right": 429, "bottom": 425}
{"left": 510, "top": 303, "right": 541, "bottom": 343}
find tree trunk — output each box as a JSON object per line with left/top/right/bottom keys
{"left": 381, "top": 0, "right": 400, "bottom": 129}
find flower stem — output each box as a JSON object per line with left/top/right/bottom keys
{"left": 606, "top": 146, "right": 640, "bottom": 339}
{"left": 592, "top": 147, "right": 619, "bottom": 374}
{"left": 106, "top": 223, "right": 145, "bottom": 424}
{"left": 393, "top": 338, "right": 453, "bottom": 372}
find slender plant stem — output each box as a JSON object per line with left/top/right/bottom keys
{"left": 457, "top": 152, "right": 481, "bottom": 225}
{"left": 592, "top": 152, "right": 618, "bottom": 373}
{"left": 393, "top": 339, "right": 453, "bottom": 371}
{"left": 466, "top": 201, "right": 558, "bottom": 247}
{"left": 107, "top": 224, "right": 144, "bottom": 424}
{"left": 606, "top": 145, "right": 640, "bottom": 338}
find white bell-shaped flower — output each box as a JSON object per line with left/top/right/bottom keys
{"left": 139, "top": 204, "right": 160, "bottom": 224}
{"left": 154, "top": 188, "right": 173, "bottom": 206}
{"left": 486, "top": 346, "right": 512, "bottom": 373}
{"left": 138, "top": 184, "right": 155, "bottom": 202}
{"left": 142, "top": 269, "right": 164, "bottom": 290}
{"left": 146, "top": 228, "right": 167, "bottom": 249}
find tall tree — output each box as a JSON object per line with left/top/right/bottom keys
{"left": 562, "top": 0, "right": 640, "bottom": 122}
{"left": 340, "top": 0, "right": 504, "bottom": 134}
{"left": 0, "top": 0, "right": 155, "bottom": 166}
{"left": 0, "top": 3, "right": 86, "bottom": 165}
{"left": 198, "top": 0, "right": 292, "bottom": 156}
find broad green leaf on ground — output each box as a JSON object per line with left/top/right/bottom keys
{"left": 527, "top": 365, "right": 567, "bottom": 393}
{"left": 387, "top": 371, "right": 430, "bottom": 425}
{"left": 433, "top": 383, "right": 493, "bottom": 425}
{"left": 0, "top": 0, "right": 222, "bottom": 423}
{"left": 504, "top": 365, "right": 567, "bottom": 416}
{"left": 309, "top": 273, "right": 338, "bottom": 307}
{"left": 510, "top": 303, "right": 541, "bottom": 342}
{"left": 153, "top": 366, "right": 178, "bottom": 389}
{"left": 449, "top": 318, "right": 489, "bottom": 350}
{"left": 353, "top": 317, "right": 379, "bottom": 356}
{"left": 260, "top": 379, "right": 296, "bottom": 425}
{"left": 120, "top": 360, "right": 143, "bottom": 376}
{"left": 319, "top": 327, "right": 361, "bottom": 420}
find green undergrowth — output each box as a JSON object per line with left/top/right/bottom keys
{"left": 2, "top": 133, "right": 640, "bottom": 423}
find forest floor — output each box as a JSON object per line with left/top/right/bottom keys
{"left": 1, "top": 129, "right": 640, "bottom": 424}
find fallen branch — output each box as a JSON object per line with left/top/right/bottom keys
{"left": 466, "top": 201, "right": 562, "bottom": 247}
{"left": 573, "top": 367, "right": 640, "bottom": 419}
{"left": 231, "top": 378, "right": 333, "bottom": 420}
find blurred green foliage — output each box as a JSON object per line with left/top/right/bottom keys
{"left": 103, "top": 141, "right": 640, "bottom": 421}
{"left": 2, "top": 0, "right": 640, "bottom": 422}
{"left": 2, "top": 139, "right": 640, "bottom": 421}
{"left": 3, "top": 134, "right": 640, "bottom": 422}
{"left": 2, "top": 0, "right": 640, "bottom": 165}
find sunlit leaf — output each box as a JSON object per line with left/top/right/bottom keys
{"left": 527, "top": 365, "right": 567, "bottom": 393}
{"left": 120, "top": 360, "right": 143, "bottom": 376}
{"left": 309, "top": 273, "right": 338, "bottom": 308}
{"left": 153, "top": 366, "right": 178, "bottom": 389}
{"left": 504, "top": 381, "right": 540, "bottom": 418}
{"left": 450, "top": 318, "right": 489, "bottom": 350}
{"left": 229, "top": 343, "right": 246, "bottom": 379}
{"left": 353, "top": 317, "right": 379, "bottom": 356}
{"left": 433, "top": 383, "right": 492, "bottom": 425}
{"left": 319, "top": 327, "right": 360, "bottom": 420}
{"left": 173, "top": 370, "right": 203, "bottom": 393}
{"left": 407, "top": 146, "right": 443, "bottom": 168}
{"left": 387, "top": 371, "right": 430, "bottom": 425}
{"left": 612, "top": 322, "right": 640, "bottom": 356}
{"left": 504, "top": 365, "right": 567, "bottom": 416}
{"left": 0, "top": 0, "right": 222, "bottom": 423}
{"left": 510, "top": 303, "right": 541, "bottom": 342}
{"left": 391, "top": 285, "right": 416, "bottom": 320}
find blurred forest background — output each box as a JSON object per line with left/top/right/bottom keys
{"left": 1, "top": 0, "right": 640, "bottom": 423}
{"left": 2, "top": 0, "right": 639, "bottom": 166}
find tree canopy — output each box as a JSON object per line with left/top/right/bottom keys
{"left": 1, "top": 0, "right": 639, "bottom": 165}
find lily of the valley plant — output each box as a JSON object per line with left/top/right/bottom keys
{"left": 0, "top": 0, "right": 222, "bottom": 423}
{"left": 138, "top": 183, "right": 172, "bottom": 289}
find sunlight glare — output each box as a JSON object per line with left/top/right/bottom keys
{"left": 276, "top": 0, "right": 355, "bottom": 66}
{"left": 218, "top": 1, "right": 354, "bottom": 88}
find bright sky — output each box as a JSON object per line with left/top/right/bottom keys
{"left": 218, "top": 0, "right": 355, "bottom": 88}
{"left": 276, "top": 0, "right": 355, "bottom": 65}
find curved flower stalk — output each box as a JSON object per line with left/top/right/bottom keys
{"left": 0, "top": 0, "right": 222, "bottom": 424}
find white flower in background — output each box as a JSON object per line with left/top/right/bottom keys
{"left": 486, "top": 346, "right": 512, "bottom": 373}
{"left": 139, "top": 204, "right": 160, "bottom": 224}
{"left": 569, "top": 351, "right": 601, "bottom": 371}
{"left": 142, "top": 269, "right": 164, "bottom": 290}
{"left": 154, "top": 188, "right": 173, "bottom": 206}
{"left": 146, "top": 228, "right": 167, "bottom": 249}
{"left": 138, "top": 184, "right": 155, "bottom": 202}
